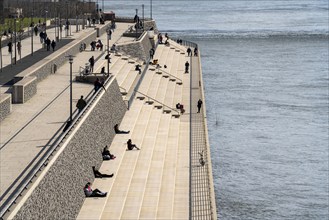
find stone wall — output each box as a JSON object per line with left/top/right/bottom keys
{"left": 117, "top": 32, "right": 153, "bottom": 62}
{"left": 0, "top": 93, "right": 12, "bottom": 122}
{"left": 12, "top": 76, "right": 37, "bottom": 104}
{"left": 13, "top": 79, "right": 127, "bottom": 219}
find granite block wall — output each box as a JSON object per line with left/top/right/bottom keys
{"left": 117, "top": 32, "right": 153, "bottom": 62}
{"left": 13, "top": 79, "right": 127, "bottom": 219}
{"left": 0, "top": 93, "right": 12, "bottom": 122}
{"left": 12, "top": 76, "right": 37, "bottom": 104}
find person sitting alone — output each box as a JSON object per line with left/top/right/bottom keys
{"left": 177, "top": 103, "right": 185, "bottom": 114}
{"left": 102, "top": 145, "right": 116, "bottom": 160}
{"left": 92, "top": 166, "right": 114, "bottom": 178}
{"left": 83, "top": 182, "right": 107, "bottom": 197}
{"left": 127, "top": 139, "right": 140, "bottom": 150}
{"left": 114, "top": 124, "right": 130, "bottom": 134}
{"left": 152, "top": 59, "right": 158, "bottom": 65}
{"left": 135, "top": 64, "right": 142, "bottom": 74}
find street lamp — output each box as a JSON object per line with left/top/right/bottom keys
{"left": 68, "top": 55, "right": 74, "bottom": 122}
{"left": 31, "top": 12, "right": 34, "bottom": 56}
{"left": 14, "top": 17, "right": 17, "bottom": 64}
{"left": 142, "top": 4, "right": 144, "bottom": 32}
{"left": 150, "top": 0, "right": 152, "bottom": 19}
{"left": 135, "top": 9, "right": 138, "bottom": 39}
{"left": 45, "top": 10, "right": 48, "bottom": 35}
{"left": 107, "top": 28, "right": 110, "bottom": 74}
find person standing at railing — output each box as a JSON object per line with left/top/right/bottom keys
{"left": 187, "top": 47, "right": 192, "bottom": 56}
{"left": 185, "top": 61, "right": 190, "bottom": 73}
{"left": 89, "top": 56, "right": 95, "bottom": 73}
{"left": 194, "top": 47, "right": 198, "bottom": 56}
{"left": 197, "top": 99, "right": 203, "bottom": 113}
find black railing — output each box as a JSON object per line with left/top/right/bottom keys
{"left": 134, "top": 90, "right": 180, "bottom": 115}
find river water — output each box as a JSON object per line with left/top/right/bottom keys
{"left": 106, "top": 1, "right": 329, "bottom": 219}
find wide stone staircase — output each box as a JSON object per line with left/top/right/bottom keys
{"left": 77, "top": 40, "right": 191, "bottom": 219}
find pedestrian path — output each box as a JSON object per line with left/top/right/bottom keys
{"left": 0, "top": 22, "right": 132, "bottom": 206}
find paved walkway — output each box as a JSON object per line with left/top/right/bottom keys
{"left": 0, "top": 22, "right": 132, "bottom": 205}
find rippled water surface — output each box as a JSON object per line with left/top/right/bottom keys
{"left": 107, "top": 1, "right": 329, "bottom": 219}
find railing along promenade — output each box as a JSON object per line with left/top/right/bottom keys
{"left": 186, "top": 41, "right": 217, "bottom": 219}
{"left": 0, "top": 75, "right": 113, "bottom": 219}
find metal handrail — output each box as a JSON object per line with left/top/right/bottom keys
{"left": 0, "top": 75, "right": 113, "bottom": 219}
{"left": 150, "top": 64, "right": 183, "bottom": 83}
{"left": 134, "top": 90, "right": 180, "bottom": 115}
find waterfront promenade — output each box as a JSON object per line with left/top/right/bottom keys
{"left": 0, "top": 19, "right": 217, "bottom": 219}
{"left": 0, "top": 22, "right": 131, "bottom": 206}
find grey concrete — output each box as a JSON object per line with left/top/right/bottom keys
{"left": 13, "top": 79, "right": 127, "bottom": 219}
{"left": 0, "top": 93, "right": 11, "bottom": 122}
{"left": 11, "top": 76, "right": 37, "bottom": 103}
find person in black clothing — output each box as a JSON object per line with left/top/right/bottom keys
{"left": 45, "top": 38, "right": 51, "bottom": 51}
{"left": 194, "top": 47, "right": 198, "bottom": 56}
{"left": 127, "top": 139, "right": 140, "bottom": 150}
{"left": 34, "top": 26, "right": 38, "bottom": 36}
{"left": 135, "top": 64, "right": 142, "bottom": 74}
{"left": 187, "top": 47, "right": 192, "bottom": 56}
{"left": 197, "top": 99, "right": 203, "bottom": 113}
{"left": 89, "top": 56, "right": 95, "bottom": 72}
{"left": 102, "top": 145, "right": 116, "bottom": 160}
{"left": 7, "top": 42, "right": 12, "bottom": 54}
{"left": 92, "top": 166, "right": 114, "bottom": 178}
{"left": 51, "top": 40, "right": 56, "bottom": 51}
{"left": 76, "top": 96, "right": 87, "bottom": 113}
{"left": 114, "top": 124, "right": 130, "bottom": 134}
{"left": 185, "top": 61, "right": 190, "bottom": 73}
{"left": 94, "top": 78, "right": 105, "bottom": 94}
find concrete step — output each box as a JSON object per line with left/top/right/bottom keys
{"left": 138, "top": 113, "right": 172, "bottom": 219}
{"left": 101, "top": 104, "right": 156, "bottom": 219}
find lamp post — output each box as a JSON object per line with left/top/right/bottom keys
{"left": 31, "top": 12, "right": 34, "bottom": 56}
{"left": 150, "top": 0, "right": 152, "bottom": 19}
{"left": 0, "top": 29, "right": 3, "bottom": 72}
{"left": 142, "top": 4, "right": 144, "bottom": 32}
{"left": 45, "top": 10, "right": 48, "bottom": 35}
{"left": 135, "top": 9, "right": 138, "bottom": 39}
{"left": 68, "top": 55, "right": 74, "bottom": 122}
{"left": 107, "top": 29, "right": 110, "bottom": 74}
{"left": 14, "top": 17, "right": 17, "bottom": 64}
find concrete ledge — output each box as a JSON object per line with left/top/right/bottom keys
{"left": 12, "top": 77, "right": 37, "bottom": 104}
{"left": 0, "top": 93, "right": 12, "bottom": 121}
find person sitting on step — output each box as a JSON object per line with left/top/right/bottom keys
{"left": 114, "top": 124, "right": 130, "bottom": 134}
{"left": 127, "top": 139, "right": 140, "bottom": 150}
{"left": 102, "top": 145, "right": 116, "bottom": 160}
{"left": 83, "top": 182, "right": 107, "bottom": 197}
{"left": 92, "top": 166, "right": 114, "bottom": 178}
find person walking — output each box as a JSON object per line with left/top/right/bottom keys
{"left": 34, "top": 25, "right": 38, "bottom": 36}
{"left": 51, "top": 40, "right": 56, "bottom": 51}
{"left": 76, "top": 96, "right": 87, "bottom": 113}
{"left": 149, "top": 48, "right": 154, "bottom": 60}
{"left": 17, "top": 41, "right": 22, "bottom": 57}
{"left": 45, "top": 37, "right": 51, "bottom": 51}
{"left": 89, "top": 56, "right": 95, "bottom": 73}
{"left": 7, "top": 41, "right": 12, "bottom": 54}
{"left": 197, "top": 99, "right": 203, "bottom": 113}
{"left": 185, "top": 61, "right": 190, "bottom": 73}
